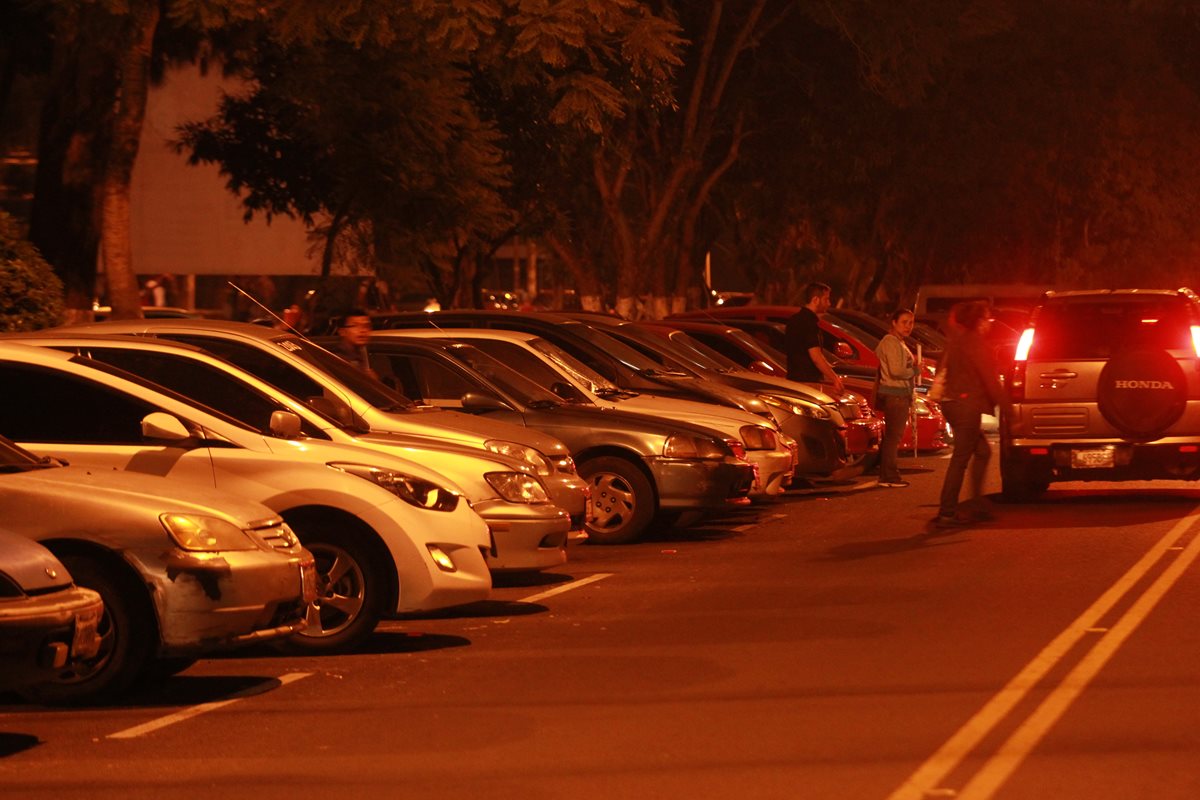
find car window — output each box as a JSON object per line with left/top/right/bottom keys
{"left": 401, "top": 354, "right": 475, "bottom": 405}
{"left": 162, "top": 335, "right": 328, "bottom": 399}
{"left": 1030, "top": 298, "right": 1194, "bottom": 360}
{"left": 71, "top": 348, "right": 330, "bottom": 439}
{"left": 464, "top": 339, "right": 592, "bottom": 402}
{"left": 0, "top": 362, "right": 154, "bottom": 444}
{"left": 445, "top": 345, "right": 561, "bottom": 406}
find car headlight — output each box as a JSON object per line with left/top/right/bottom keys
{"left": 836, "top": 396, "right": 864, "bottom": 420}
{"left": 663, "top": 433, "right": 730, "bottom": 460}
{"left": 328, "top": 463, "right": 460, "bottom": 511}
{"left": 160, "top": 514, "right": 256, "bottom": 551}
{"left": 485, "top": 440, "right": 553, "bottom": 476}
{"left": 551, "top": 455, "right": 577, "bottom": 474}
{"left": 739, "top": 425, "right": 778, "bottom": 451}
{"left": 790, "top": 399, "right": 830, "bottom": 419}
{"left": 485, "top": 472, "right": 550, "bottom": 503}
{"left": 914, "top": 396, "right": 932, "bottom": 417}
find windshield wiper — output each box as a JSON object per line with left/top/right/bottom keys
{"left": 640, "top": 368, "right": 690, "bottom": 378}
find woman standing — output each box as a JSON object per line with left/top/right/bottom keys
{"left": 874, "top": 309, "right": 918, "bottom": 488}
{"left": 933, "top": 301, "right": 1010, "bottom": 528}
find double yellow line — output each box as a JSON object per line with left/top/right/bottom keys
{"left": 890, "top": 508, "right": 1200, "bottom": 800}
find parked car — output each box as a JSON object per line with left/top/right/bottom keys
{"left": 565, "top": 317, "right": 866, "bottom": 476}
{"left": 0, "top": 433, "right": 315, "bottom": 702}
{"left": 11, "top": 332, "right": 575, "bottom": 573}
{"left": 648, "top": 320, "right": 947, "bottom": 456}
{"left": 369, "top": 310, "right": 782, "bottom": 424}
{"left": 0, "top": 529, "right": 103, "bottom": 696}
{"left": 1002, "top": 288, "right": 1200, "bottom": 500}
{"left": 378, "top": 329, "right": 798, "bottom": 500}
{"left": 0, "top": 341, "right": 493, "bottom": 654}
{"left": 355, "top": 334, "right": 757, "bottom": 543}
{"left": 53, "top": 320, "right": 588, "bottom": 538}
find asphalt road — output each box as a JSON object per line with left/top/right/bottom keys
{"left": 3, "top": 447, "right": 1199, "bottom": 799}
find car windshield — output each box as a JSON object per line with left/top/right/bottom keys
{"left": 529, "top": 338, "right": 622, "bottom": 394}
{"left": 1030, "top": 296, "right": 1194, "bottom": 359}
{"left": 273, "top": 335, "right": 416, "bottom": 412}
{"left": 727, "top": 328, "right": 787, "bottom": 367}
{"left": 444, "top": 344, "right": 563, "bottom": 407}
{"left": 0, "top": 435, "right": 52, "bottom": 472}
{"left": 565, "top": 323, "right": 688, "bottom": 376}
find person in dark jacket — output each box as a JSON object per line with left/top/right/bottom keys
{"left": 785, "top": 282, "right": 844, "bottom": 396}
{"left": 335, "top": 308, "right": 378, "bottom": 378}
{"left": 933, "top": 301, "right": 1010, "bottom": 528}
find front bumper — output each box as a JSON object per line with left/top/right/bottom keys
{"left": 844, "top": 417, "right": 883, "bottom": 457}
{"left": 778, "top": 415, "right": 846, "bottom": 476}
{"left": 544, "top": 472, "right": 590, "bottom": 543}
{"left": 649, "top": 457, "right": 755, "bottom": 510}
{"left": 143, "top": 548, "right": 316, "bottom": 655}
{"left": 474, "top": 500, "right": 572, "bottom": 573}
{"left": 0, "top": 585, "right": 103, "bottom": 692}
{"left": 744, "top": 447, "right": 796, "bottom": 497}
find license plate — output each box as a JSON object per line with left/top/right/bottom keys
{"left": 300, "top": 559, "right": 319, "bottom": 604}
{"left": 1071, "top": 447, "right": 1115, "bottom": 469}
{"left": 72, "top": 605, "right": 103, "bottom": 660}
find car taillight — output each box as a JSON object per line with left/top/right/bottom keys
{"left": 1009, "top": 327, "right": 1035, "bottom": 402}
{"left": 1191, "top": 325, "right": 1200, "bottom": 358}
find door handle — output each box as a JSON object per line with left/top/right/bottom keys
{"left": 1039, "top": 370, "right": 1077, "bottom": 379}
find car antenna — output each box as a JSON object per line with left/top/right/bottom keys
{"left": 226, "top": 281, "right": 307, "bottom": 338}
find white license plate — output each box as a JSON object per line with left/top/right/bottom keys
{"left": 72, "top": 605, "right": 103, "bottom": 660}
{"left": 1071, "top": 447, "right": 1115, "bottom": 469}
{"left": 300, "top": 559, "right": 319, "bottom": 604}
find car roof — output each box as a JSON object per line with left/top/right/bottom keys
{"left": 51, "top": 318, "right": 290, "bottom": 341}
{"left": 372, "top": 328, "right": 541, "bottom": 343}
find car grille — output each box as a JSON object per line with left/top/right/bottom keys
{"left": 249, "top": 522, "right": 303, "bottom": 553}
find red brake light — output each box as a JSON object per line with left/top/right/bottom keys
{"left": 1191, "top": 325, "right": 1200, "bottom": 358}
{"left": 1014, "top": 328, "right": 1035, "bottom": 362}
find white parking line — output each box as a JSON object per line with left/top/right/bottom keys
{"left": 108, "top": 671, "right": 313, "bottom": 740}
{"left": 888, "top": 506, "right": 1200, "bottom": 800}
{"left": 520, "top": 573, "right": 612, "bottom": 603}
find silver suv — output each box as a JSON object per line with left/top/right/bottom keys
{"left": 1001, "top": 288, "right": 1200, "bottom": 500}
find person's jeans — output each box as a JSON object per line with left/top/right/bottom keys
{"left": 938, "top": 401, "right": 991, "bottom": 517}
{"left": 878, "top": 393, "right": 912, "bottom": 483}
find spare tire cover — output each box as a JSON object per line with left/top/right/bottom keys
{"left": 1097, "top": 348, "right": 1187, "bottom": 440}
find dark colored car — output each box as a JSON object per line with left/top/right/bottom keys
{"left": 1002, "top": 288, "right": 1200, "bottom": 499}
{"left": 359, "top": 334, "right": 757, "bottom": 544}
{"left": 0, "top": 530, "right": 103, "bottom": 694}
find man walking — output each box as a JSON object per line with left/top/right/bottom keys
{"left": 785, "top": 282, "right": 844, "bottom": 397}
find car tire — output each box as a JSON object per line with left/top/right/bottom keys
{"left": 22, "top": 553, "right": 155, "bottom": 704}
{"left": 579, "top": 456, "right": 656, "bottom": 545}
{"left": 278, "top": 517, "right": 383, "bottom": 654}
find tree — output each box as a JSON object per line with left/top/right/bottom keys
{"left": 0, "top": 210, "right": 64, "bottom": 330}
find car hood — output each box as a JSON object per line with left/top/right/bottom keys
{"left": 0, "top": 465, "right": 282, "bottom": 547}
{"left": 0, "top": 530, "right": 73, "bottom": 593}
{"left": 373, "top": 407, "right": 571, "bottom": 457}
{"left": 520, "top": 403, "right": 737, "bottom": 442}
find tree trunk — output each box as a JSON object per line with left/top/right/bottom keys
{"left": 100, "top": 3, "right": 160, "bottom": 321}
{"left": 28, "top": 5, "right": 118, "bottom": 311}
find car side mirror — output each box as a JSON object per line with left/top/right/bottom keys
{"left": 141, "top": 412, "right": 192, "bottom": 444}
{"left": 834, "top": 342, "right": 855, "bottom": 359}
{"left": 269, "top": 410, "right": 302, "bottom": 438}
{"left": 550, "top": 381, "right": 575, "bottom": 400}
{"left": 461, "top": 392, "right": 512, "bottom": 412}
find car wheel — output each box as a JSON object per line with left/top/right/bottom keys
{"left": 22, "top": 554, "right": 155, "bottom": 704}
{"left": 279, "top": 522, "right": 383, "bottom": 654}
{"left": 579, "top": 456, "right": 656, "bottom": 545}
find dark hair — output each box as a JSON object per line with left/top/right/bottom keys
{"left": 802, "top": 282, "right": 831, "bottom": 304}
{"left": 889, "top": 308, "right": 915, "bottom": 324}
{"left": 951, "top": 300, "right": 991, "bottom": 331}
{"left": 337, "top": 308, "right": 371, "bottom": 330}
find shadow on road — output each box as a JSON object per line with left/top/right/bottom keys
{"left": 491, "top": 571, "right": 573, "bottom": 589}
{"left": 396, "top": 599, "right": 548, "bottom": 620}
{"left": 0, "top": 732, "right": 40, "bottom": 758}
{"left": 822, "top": 531, "right": 968, "bottom": 561}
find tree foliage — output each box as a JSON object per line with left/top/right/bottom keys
{"left": 0, "top": 211, "right": 64, "bottom": 330}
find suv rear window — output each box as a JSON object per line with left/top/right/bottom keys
{"left": 1029, "top": 296, "right": 1194, "bottom": 360}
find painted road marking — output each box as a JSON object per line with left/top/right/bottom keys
{"left": 888, "top": 506, "right": 1200, "bottom": 800}
{"left": 520, "top": 573, "right": 612, "bottom": 604}
{"left": 108, "top": 671, "right": 313, "bottom": 740}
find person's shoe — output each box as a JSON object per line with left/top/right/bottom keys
{"left": 930, "top": 513, "right": 969, "bottom": 529}
{"left": 876, "top": 480, "right": 911, "bottom": 488}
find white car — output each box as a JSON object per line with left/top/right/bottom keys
{"left": 11, "top": 332, "right": 572, "bottom": 573}
{"left": 54, "top": 320, "right": 589, "bottom": 536}
{"left": 0, "top": 341, "right": 493, "bottom": 653}
{"left": 375, "top": 329, "right": 798, "bottom": 498}
{"left": 0, "top": 435, "right": 314, "bottom": 702}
